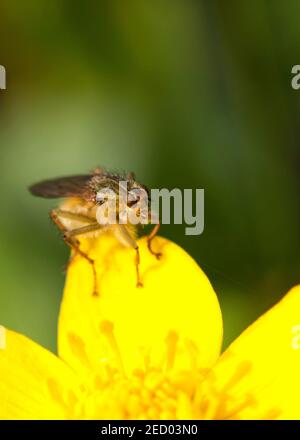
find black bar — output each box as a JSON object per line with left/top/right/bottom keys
{"left": 0, "top": 420, "right": 298, "bottom": 438}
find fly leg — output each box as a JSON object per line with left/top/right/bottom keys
{"left": 66, "top": 223, "right": 103, "bottom": 297}
{"left": 51, "top": 209, "right": 96, "bottom": 266}
{"left": 54, "top": 209, "right": 96, "bottom": 224}
{"left": 147, "top": 222, "right": 162, "bottom": 260}
{"left": 117, "top": 225, "right": 143, "bottom": 288}
{"left": 50, "top": 209, "right": 101, "bottom": 296}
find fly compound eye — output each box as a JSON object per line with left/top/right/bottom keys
{"left": 128, "top": 187, "right": 149, "bottom": 204}
{"left": 127, "top": 198, "right": 138, "bottom": 208}
{"left": 96, "top": 188, "right": 115, "bottom": 205}
{"left": 96, "top": 193, "right": 105, "bottom": 205}
{"left": 127, "top": 188, "right": 141, "bottom": 207}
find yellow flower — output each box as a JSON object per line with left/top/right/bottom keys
{"left": 1, "top": 232, "right": 300, "bottom": 419}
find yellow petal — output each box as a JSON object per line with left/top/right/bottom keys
{"left": 58, "top": 233, "right": 222, "bottom": 379}
{"left": 0, "top": 327, "right": 83, "bottom": 419}
{"left": 201, "top": 285, "right": 300, "bottom": 419}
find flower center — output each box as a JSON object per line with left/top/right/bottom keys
{"left": 47, "top": 323, "right": 280, "bottom": 419}
{"left": 84, "top": 368, "right": 204, "bottom": 419}
{"left": 79, "top": 320, "right": 200, "bottom": 419}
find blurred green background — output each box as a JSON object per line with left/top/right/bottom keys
{"left": 1, "top": 0, "right": 300, "bottom": 352}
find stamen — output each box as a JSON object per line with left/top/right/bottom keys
{"left": 221, "top": 359, "right": 252, "bottom": 393}
{"left": 185, "top": 338, "right": 199, "bottom": 371}
{"left": 260, "top": 407, "right": 282, "bottom": 420}
{"left": 219, "top": 393, "right": 256, "bottom": 419}
{"left": 165, "top": 330, "right": 179, "bottom": 371}
{"left": 46, "top": 377, "right": 78, "bottom": 418}
{"left": 99, "top": 320, "right": 125, "bottom": 376}
{"left": 47, "top": 378, "right": 66, "bottom": 407}
{"left": 68, "top": 332, "right": 90, "bottom": 368}
{"left": 194, "top": 359, "right": 257, "bottom": 419}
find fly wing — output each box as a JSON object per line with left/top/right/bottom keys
{"left": 29, "top": 175, "right": 93, "bottom": 199}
